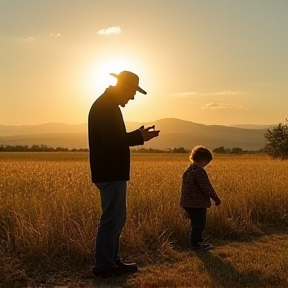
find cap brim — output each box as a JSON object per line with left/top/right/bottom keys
{"left": 137, "top": 87, "right": 147, "bottom": 95}
{"left": 109, "top": 73, "right": 118, "bottom": 78}
{"left": 109, "top": 73, "right": 147, "bottom": 95}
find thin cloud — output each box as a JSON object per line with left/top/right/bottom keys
{"left": 14, "top": 33, "right": 61, "bottom": 43}
{"left": 97, "top": 26, "right": 121, "bottom": 36}
{"left": 203, "top": 91, "right": 243, "bottom": 96}
{"left": 172, "top": 91, "right": 243, "bottom": 97}
{"left": 49, "top": 33, "right": 61, "bottom": 37}
{"left": 4, "top": 36, "right": 35, "bottom": 43}
{"left": 201, "top": 102, "right": 248, "bottom": 110}
{"left": 26, "top": 36, "right": 35, "bottom": 42}
{"left": 172, "top": 91, "right": 197, "bottom": 97}
{"left": 14, "top": 36, "right": 35, "bottom": 42}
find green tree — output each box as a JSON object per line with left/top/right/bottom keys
{"left": 263, "top": 119, "right": 288, "bottom": 159}
{"left": 231, "top": 147, "right": 243, "bottom": 155}
{"left": 173, "top": 147, "right": 188, "bottom": 153}
{"left": 213, "top": 146, "right": 226, "bottom": 154}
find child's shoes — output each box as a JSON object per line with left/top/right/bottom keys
{"left": 191, "top": 242, "right": 213, "bottom": 251}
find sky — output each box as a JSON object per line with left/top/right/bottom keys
{"left": 1, "top": 0, "right": 288, "bottom": 126}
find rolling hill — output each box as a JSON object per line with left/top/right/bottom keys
{"left": 0, "top": 118, "right": 269, "bottom": 150}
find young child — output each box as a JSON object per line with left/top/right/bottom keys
{"left": 180, "top": 145, "right": 221, "bottom": 250}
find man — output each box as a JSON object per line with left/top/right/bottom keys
{"left": 88, "top": 71, "right": 160, "bottom": 278}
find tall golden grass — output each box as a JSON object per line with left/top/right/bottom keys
{"left": 0, "top": 152, "right": 287, "bottom": 281}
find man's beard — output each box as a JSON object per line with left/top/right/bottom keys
{"left": 120, "top": 99, "right": 129, "bottom": 107}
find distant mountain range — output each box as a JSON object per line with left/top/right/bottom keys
{"left": 0, "top": 118, "right": 273, "bottom": 150}
{"left": 230, "top": 124, "right": 274, "bottom": 130}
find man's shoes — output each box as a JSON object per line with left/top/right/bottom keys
{"left": 191, "top": 242, "right": 213, "bottom": 251}
{"left": 92, "top": 259, "right": 138, "bottom": 278}
{"left": 92, "top": 266, "right": 122, "bottom": 278}
{"left": 116, "top": 258, "right": 138, "bottom": 274}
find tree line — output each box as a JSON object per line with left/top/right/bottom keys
{"left": 0, "top": 145, "right": 261, "bottom": 154}
{"left": 0, "top": 145, "right": 88, "bottom": 152}
{"left": 131, "top": 147, "right": 263, "bottom": 154}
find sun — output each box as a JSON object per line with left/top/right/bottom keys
{"left": 90, "top": 55, "right": 136, "bottom": 93}
{"left": 83, "top": 53, "right": 147, "bottom": 103}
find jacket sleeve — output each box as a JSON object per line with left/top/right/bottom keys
{"left": 126, "top": 130, "right": 144, "bottom": 146}
{"left": 195, "top": 169, "right": 220, "bottom": 202}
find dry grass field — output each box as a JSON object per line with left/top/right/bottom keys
{"left": 0, "top": 152, "right": 288, "bottom": 288}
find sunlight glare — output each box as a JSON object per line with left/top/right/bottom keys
{"left": 90, "top": 56, "right": 135, "bottom": 93}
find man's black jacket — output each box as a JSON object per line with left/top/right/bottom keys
{"left": 88, "top": 88, "right": 144, "bottom": 183}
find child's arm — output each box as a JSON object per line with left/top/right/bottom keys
{"left": 195, "top": 168, "right": 221, "bottom": 204}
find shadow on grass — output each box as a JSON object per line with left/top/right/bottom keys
{"left": 176, "top": 225, "right": 288, "bottom": 253}
{"left": 195, "top": 250, "right": 266, "bottom": 288}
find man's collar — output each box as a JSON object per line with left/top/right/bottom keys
{"left": 105, "top": 86, "right": 119, "bottom": 105}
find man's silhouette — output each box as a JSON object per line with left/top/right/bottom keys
{"left": 88, "top": 71, "right": 159, "bottom": 278}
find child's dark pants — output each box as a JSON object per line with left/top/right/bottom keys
{"left": 185, "top": 208, "right": 207, "bottom": 246}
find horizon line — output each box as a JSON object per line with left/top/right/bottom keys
{"left": 0, "top": 117, "right": 275, "bottom": 127}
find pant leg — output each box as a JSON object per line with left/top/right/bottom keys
{"left": 185, "top": 208, "right": 207, "bottom": 246}
{"left": 94, "top": 181, "right": 127, "bottom": 268}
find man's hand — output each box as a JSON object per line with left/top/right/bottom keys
{"left": 215, "top": 198, "right": 221, "bottom": 206}
{"left": 139, "top": 125, "right": 160, "bottom": 141}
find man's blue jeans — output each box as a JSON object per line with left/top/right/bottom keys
{"left": 94, "top": 181, "right": 127, "bottom": 268}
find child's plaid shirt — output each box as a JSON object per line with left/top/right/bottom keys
{"left": 180, "top": 163, "right": 220, "bottom": 208}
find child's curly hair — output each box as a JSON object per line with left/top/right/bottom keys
{"left": 189, "top": 145, "right": 213, "bottom": 163}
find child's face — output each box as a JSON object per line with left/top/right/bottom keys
{"left": 197, "top": 159, "right": 211, "bottom": 168}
